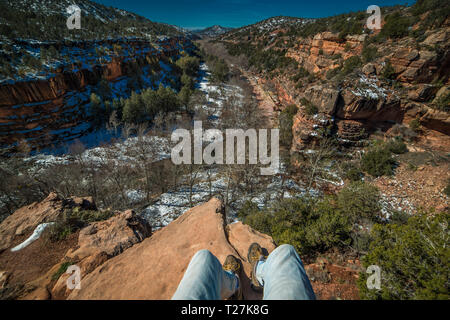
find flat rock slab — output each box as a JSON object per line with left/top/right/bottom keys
{"left": 68, "top": 198, "right": 276, "bottom": 300}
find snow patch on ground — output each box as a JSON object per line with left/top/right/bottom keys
{"left": 351, "top": 75, "right": 388, "bottom": 100}
{"left": 11, "top": 223, "right": 55, "bottom": 252}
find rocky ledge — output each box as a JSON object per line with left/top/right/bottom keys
{"left": 0, "top": 195, "right": 360, "bottom": 300}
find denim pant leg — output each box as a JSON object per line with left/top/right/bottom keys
{"left": 255, "top": 244, "right": 316, "bottom": 300}
{"left": 172, "top": 250, "right": 238, "bottom": 300}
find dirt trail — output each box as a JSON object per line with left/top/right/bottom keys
{"left": 240, "top": 69, "right": 277, "bottom": 126}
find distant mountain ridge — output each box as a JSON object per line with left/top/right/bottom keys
{"left": 192, "top": 25, "right": 234, "bottom": 38}
{"left": 0, "top": 0, "right": 183, "bottom": 41}
{"left": 221, "top": 16, "right": 314, "bottom": 40}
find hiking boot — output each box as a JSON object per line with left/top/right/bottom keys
{"left": 248, "top": 243, "right": 264, "bottom": 292}
{"left": 223, "top": 255, "right": 243, "bottom": 300}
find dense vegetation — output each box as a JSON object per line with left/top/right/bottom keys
{"left": 360, "top": 139, "right": 408, "bottom": 177}
{"left": 358, "top": 210, "right": 449, "bottom": 300}
{"left": 201, "top": 51, "right": 230, "bottom": 83}
{"left": 239, "top": 181, "right": 381, "bottom": 257}
{"left": 240, "top": 180, "right": 449, "bottom": 300}
{"left": 121, "top": 85, "right": 182, "bottom": 124}
{"left": 0, "top": 0, "right": 181, "bottom": 41}
{"left": 224, "top": 42, "right": 298, "bottom": 74}
{"left": 88, "top": 55, "right": 200, "bottom": 128}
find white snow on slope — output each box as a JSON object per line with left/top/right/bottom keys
{"left": 11, "top": 223, "right": 55, "bottom": 252}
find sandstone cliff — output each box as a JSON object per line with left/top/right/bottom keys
{"left": 0, "top": 37, "right": 194, "bottom": 154}
{"left": 276, "top": 28, "right": 449, "bottom": 150}
{"left": 221, "top": 16, "right": 450, "bottom": 148}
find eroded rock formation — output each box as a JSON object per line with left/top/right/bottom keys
{"left": 0, "top": 192, "right": 95, "bottom": 253}
{"left": 0, "top": 37, "right": 194, "bottom": 153}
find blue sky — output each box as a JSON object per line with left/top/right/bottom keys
{"left": 93, "top": 0, "right": 417, "bottom": 30}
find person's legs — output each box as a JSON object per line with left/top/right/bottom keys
{"left": 172, "top": 250, "right": 239, "bottom": 300}
{"left": 255, "top": 244, "right": 316, "bottom": 300}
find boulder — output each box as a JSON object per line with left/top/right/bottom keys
{"left": 432, "top": 86, "right": 450, "bottom": 104}
{"left": 408, "top": 84, "right": 439, "bottom": 102}
{"left": 67, "top": 198, "right": 276, "bottom": 300}
{"left": 362, "top": 63, "right": 376, "bottom": 76}
{"left": 0, "top": 193, "right": 96, "bottom": 253}
{"left": 305, "top": 85, "right": 340, "bottom": 115}
{"left": 51, "top": 211, "right": 151, "bottom": 299}
{"left": 422, "top": 29, "right": 449, "bottom": 46}
{"left": 420, "top": 106, "right": 450, "bottom": 135}
{"left": 67, "top": 210, "right": 151, "bottom": 261}
{"left": 336, "top": 88, "right": 402, "bottom": 122}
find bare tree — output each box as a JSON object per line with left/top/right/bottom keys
{"left": 305, "top": 138, "right": 337, "bottom": 191}
{"left": 107, "top": 110, "right": 120, "bottom": 136}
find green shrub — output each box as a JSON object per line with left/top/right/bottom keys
{"left": 411, "top": 0, "right": 449, "bottom": 29}
{"left": 305, "top": 198, "right": 352, "bottom": 251}
{"left": 350, "top": 231, "right": 373, "bottom": 254}
{"left": 379, "top": 12, "right": 412, "bottom": 39}
{"left": 45, "top": 208, "right": 113, "bottom": 242}
{"left": 268, "top": 198, "right": 325, "bottom": 255}
{"left": 300, "top": 98, "right": 319, "bottom": 117}
{"left": 412, "top": 0, "right": 440, "bottom": 16}
{"left": 361, "top": 147, "right": 396, "bottom": 177}
{"left": 362, "top": 45, "right": 378, "bottom": 63}
{"left": 409, "top": 118, "right": 421, "bottom": 132}
{"left": 342, "top": 56, "right": 362, "bottom": 75}
{"left": 358, "top": 211, "right": 449, "bottom": 300}
{"left": 388, "top": 211, "right": 410, "bottom": 225}
{"left": 242, "top": 182, "right": 381, "bottom": 257}
{"left": 291, "top": 67, "right": 310, "bottom": 82}
{"left": 176, "top": 56, "right": 200, "bottom": 77}
{"left": 345, "top": 167, "right": 363, "bottom": 181}
{"left": 337, "top": 181, "right": 381, "bottom": 225}
{"left": 122, "top": 91, "right": 145, "bottom": 123}
{"left": 211, "top": 59, "right": 229, "bottom": 82}
{"left": 385, "top": 138, "right": 408, "bottom": 155}
{"left": 52, "top": 261, "right": 74, "bottom": 281}
{"left": 243, "top": 209, "right": 272, "bottom": 236}
{"left": 181, "top": 73, "right": 195, "bottom": 90}
{"left": 433, "top": 93, "right": 450, "bottom": 112}
{"left": 326, "top": 67, "right": 342, "bottom": 80}
{"left": 237, "top": 200, "right": 260, "bottom": 221}
{"left": 123, "top": 85, "right": 181, "bottom": 124}
{"left": 407, "top": 162, "right": 418, "bottom": 172}
{"left": 382, "top": 61, "right": 396, "bottom": 80}
{"left": 305, "top": 103, "right": 318, "bottom": 116}
{"left": 331, "top": 54, "right": 342, "bottom": 60}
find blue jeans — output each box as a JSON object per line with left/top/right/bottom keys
{"left": 172, "top": 245, "right": 316, "bottom": 300}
